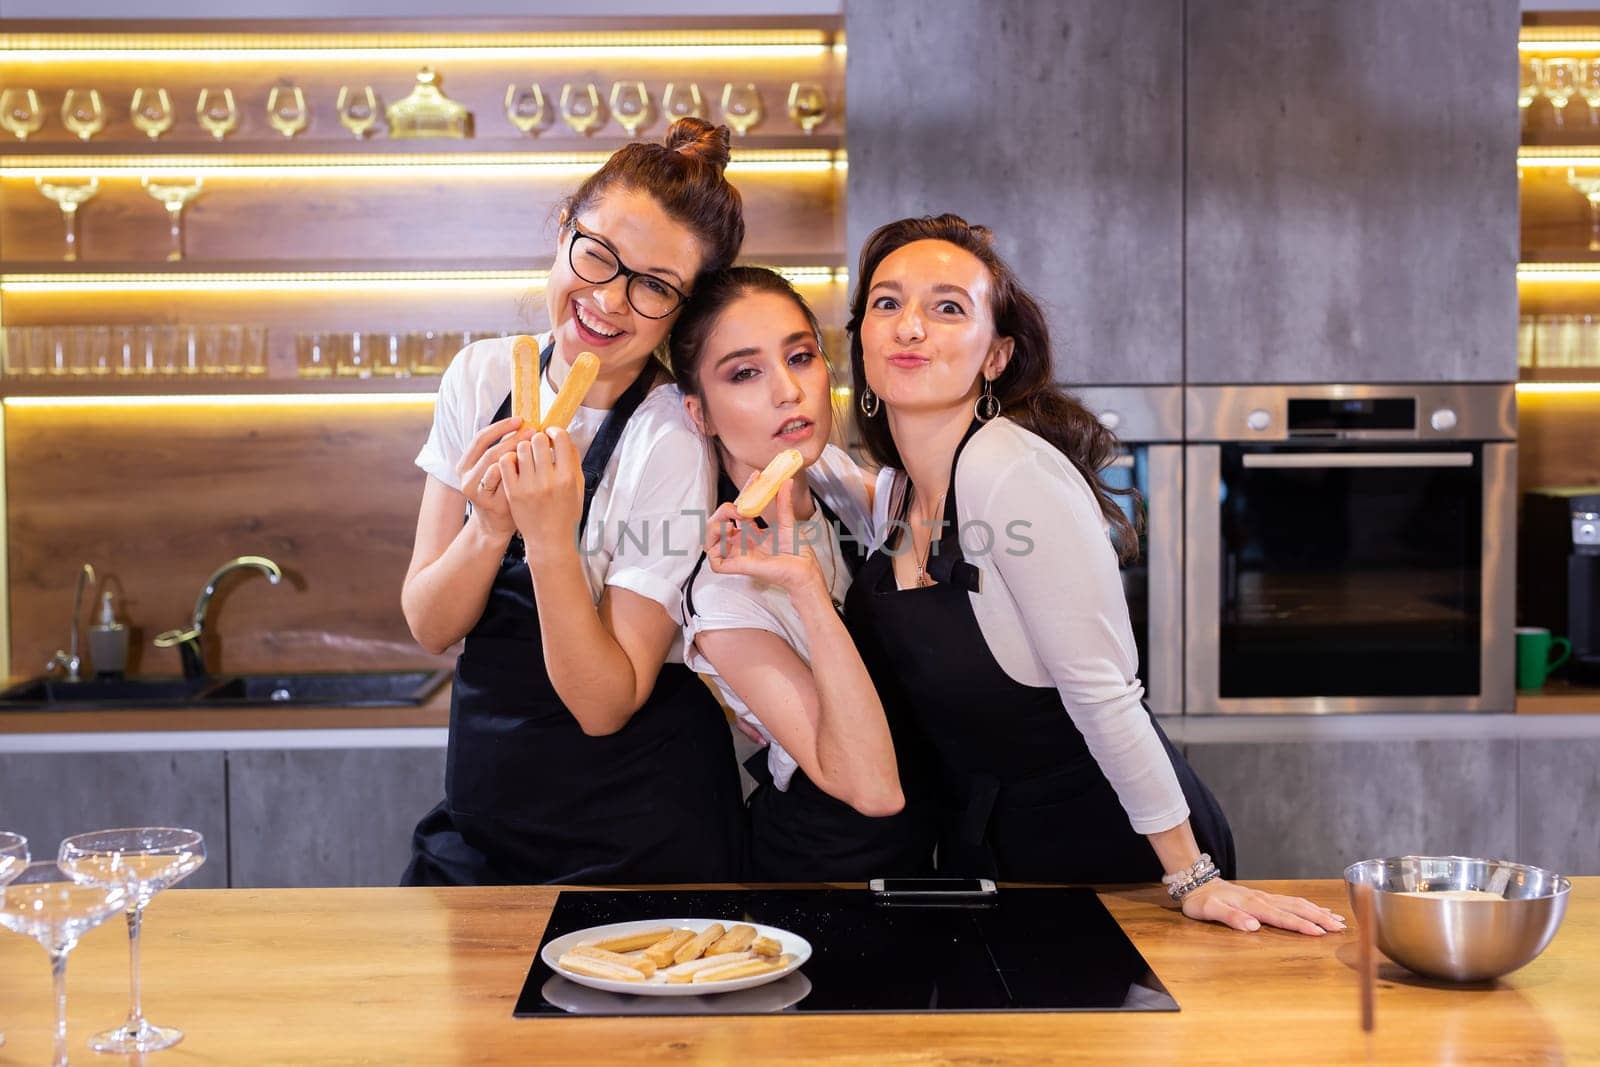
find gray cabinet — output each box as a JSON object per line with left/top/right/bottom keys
{"left": 0, "top": 750, "right": 228, "bottom": 888}
{"left": 226, "top": 747, "right": 445, "bottom": 888}
{"left": 846, "top": 0, "right": 1184, "bottom": 385}
{"left": 1184, "top": 0, "right": 1519, "bottom": 384}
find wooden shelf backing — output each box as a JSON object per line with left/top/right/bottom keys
{"left": 0, "top": 135, "right": 844, "bottom": 160}
{"left": 1519, "top": 367, "right": 1600, "bottom": 383}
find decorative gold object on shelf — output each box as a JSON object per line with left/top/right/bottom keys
{"left": 560, "top": 82, "right": 606, "bottom": 136}
{"left": 387, "top": 68, "right": 471, "bottom": 139}
{"left": 610, "top": 81, "right": 651, "bottom": 138}
{"left": 268, "top": 85, "right": 310, "bottom": 138}
{"left": 721, "top": 82, "right": 764, "bottom": 137}
{"left": 35, "top": 176, "right": 99, "bottom": 262}
{"left": 504, "top": 83, "right": 552, "bottom": 135}
{"left": 196, "top": 88, "right": 239, "bottom": 141}
{"left": 336, "top": 85, "right": 382, "bottom": 139}
{"left": 0, "top": 89, "right": 43, "bottom": 140}
{"left": 140, "top": 175, "right": 204, "bottom": 262}
{"left": 61, "top": 89, "right": 107, "bottom": 141}
{"left": 663, "top": 82, "right": 706, "bottom": 121}
{"left": 787, "top": 82, "right": 827, "bottom": 134}
{"left": 131, "top": 87, "right": 174, "bottom": 140}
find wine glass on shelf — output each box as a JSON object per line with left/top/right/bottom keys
{"left": 141, "top": 175, "right": 204, "bottom": 262}
{"left": 35, "top": 176, "right": 100, "bottom": 262}
{"left": 663, "top": 81, "right": 706, "bottom": 121}
{"left": 1568, "top": 167, "right": 1600, "bottom": 251}
{"left": 504, "top": 83, "right": 552, "bottom": 135}
{"left": 720, "top": 82, "right": 764, "bottom": 136}
{"left": 0, "top": 832, "right": 27, "bottom": 1051}
{"left": 1581, "top": 60, "right": 1600, "bottom": 128}
{"left": 267, "top": 84, "right": 309, "bottom": 138}
{"left": 609, "top": 81, "right": 651, "bottom": 138}
{"left": 196, "top": 87, "right": 239, "bottom": 141}
{"left": 336, "top": 85, "right": 381, "bottom": 139}
{"left": 59, "top": 828, "right": 206, "bottom": 1055}
{"left": 1540, "top": 58, "right": 1578, "bottom": 128}
{"left": 0, "top": 862, "right": 129, "bottom": 1067}
{"left": 560, "top": 82, "right": 606, "bottom": 136}
{"left": 786, "top": 81, "right": 828, "bottom": 134}
{"left": 1520, "top": 59, "right": 1542, "bottom": 126}
{"left": 0, "top": 88, "right": 44, "bottom": 141}
{"left": 131, "top": 87, "right": 175, "bottom": 140}
{"left": 60, "top": 89, "right": 107, "bottom": 142}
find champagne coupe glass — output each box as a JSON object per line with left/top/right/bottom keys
{"left": 786, "top": 81, "right": 828, "bottom": 134}
{"left": 131, "top": 87, "right": 174, "bottom": 140}
{"left": 0, "top": 862, "right": 129, "bottom": 1067}
{"left": 60, "top": 89, "right": 107, "bottom": 142}
{"left": 662, "top": 81, "right": 706, "bottom": 121}
{"left": 560, "top": 82, "right": 605, "bottom": 136}
{"left": 720, "top": 82, "right": 764, "bottom": 136}
{"left": 0, "top": 832, "right": 28, "bottom": 1050}
{"left": 59, "top": 828, "right": 206, "bottom": 1054}
{"left": 141, "top": 175, "right": 204, "bottom": 262}
{"left": 0, "top": 88, "right": 45, "bottom": 141}
{"left": 336, "top": 85, "right": 380, "bottom": 139}
{"left": 609, "top": 81, "right": 651, "bottom": 137}
{"left": 196, "top": 88, "right": 238, "bottom": 141}
{"left": 504, "top": 83, "right": 552, "bottom": 135}
{"left": 267, "top": 85, "right": 309, "bottom": 138}
{"left": 35, "top": 176, "right": 100, "bottom": 262}
{"left": 1541, "top": 58, "right": 1578, "bottom": 129}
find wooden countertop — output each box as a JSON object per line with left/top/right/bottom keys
{"left": 0, "top": 880, "right": 1592, "bottom": 1065}
{"left": 1516, "top": 677, "right": 1600, "bottom": 714}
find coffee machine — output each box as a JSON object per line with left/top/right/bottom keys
{"left": 1521, "top": 487, "right": 1600, "bottom": 685}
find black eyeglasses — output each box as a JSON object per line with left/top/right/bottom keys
{"left": 566, "top": 223, "right": 688, "bottom": 320}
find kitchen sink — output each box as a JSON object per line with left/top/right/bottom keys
{"left": 0, "top": 676, "right": 218, "bottom": 706}
{"left": 0, "top": 669, "right": 449, "bottom": 710}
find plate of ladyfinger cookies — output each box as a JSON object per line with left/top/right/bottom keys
{"left": 541, "top": 919, "right": 811, "bottom": 996}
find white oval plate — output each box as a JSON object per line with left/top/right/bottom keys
{"left": 541, "top": 918, "right": 812, "bottom": 997}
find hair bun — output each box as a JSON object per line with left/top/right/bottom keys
{"left": 663, "top": 117, "right": 732, "bottom": 174}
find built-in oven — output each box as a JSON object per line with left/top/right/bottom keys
{"left": 1077, "top": 387, "right": 1183, "bottom": 717}
{"left": 1184, "top": 384, "right": 1517, "bottom": 715}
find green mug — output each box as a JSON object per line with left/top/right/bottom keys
{"left": 1516, "top": 627, "right": 1572, "bottom": 691}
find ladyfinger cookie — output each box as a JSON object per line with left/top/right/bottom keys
{"left": 511, "top": 335, "right": 540, "bottom": 428}
{"left": 540, "top": 351, "right": 601, "bottom": 431}
{"left": 586, "top": 926, "right": 674, "bottom": 953}
{"left": 734, "top": 449, "right": 804, "bottom": 519}
{"left": 691, "top": 954, "right": 794, "bottom": 983}
{"left": 705, "top": 923, "right": 758, "bottom": 956}
{"left": 661, "top": 951, "right": 754, "bottom": 983}
{"left": 557, "top": 952, "right": 646, "bottom": 982}
{"left": 750, "top": 936, "right": 782, "bottom": 958}
{"left": 642, "top": 929, "right": 697, "bottom": 968}
{"left": 569, "top": 944, "right": 657, "bottom": 977}
{"left": 673, "top": 922, "right": 726, "bottom": 965}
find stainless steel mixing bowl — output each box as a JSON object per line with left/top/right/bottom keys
{"left": 1344, "top": 855, "right": 1570, "bottom": 982}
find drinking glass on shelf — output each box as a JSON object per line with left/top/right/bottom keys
{"left": 148, "top": 325, "right": 179, "bottom": 375}
{"left": 609, "top": 81, "right": 651, "bottom": 137}
{"left": 60, "top": 828, "right": 206, "bottom": 1055}
{"left": 176, "top": 325, "right": 201, "bottom": 374}
{"left": 85, "top": 325, "right": 113, "bottom": 375}
{"left": 0, "top": 832, "right": 25, "bottom": 1050}
{"left": 35, "top": 175, "right": 99, "bottom": 263}
{"left": 0, "top": 861, "right": 130, "bottom": 1067}
{"left": 0, "top": 88, "right": 44, "bottom": 141}
{"left": 720, "top": 82, "right": 764, "bottom": 136}
{"left": 141, "top": 175, "right": 204, "bottom": 262}
{"left": 1580, "top": 61, "right": 1600, "bottom": 128}
{"left": 195, "top": 325, "right": 225, "bottom": 374}
{"left": 787, "top": 81, "right": 828, "bottom": 134}
{"left": 366, "top": 331, "right": 406, "bottom": 376}
{"left": 196, "top": 87, "right": 239, "bottom": 141}
{"left": 662, "top": 81, "right": 706, "bottom": 121}
{"left": 1567, "top": 167, "right": 1600, "bottom": 250}
{"left": 337, "top": 85, "right": 381, "bottom": 139}
{"left": 242, "top": 326, "right": 268, "bottom": 376}
{"left": 560, "top": 82, "right": 606, "bottom": 136}
{"left": 65, "top": 325, "right": 92, "bottom": 376}
{"left": 111, "top": 325, "right": 138, "bottom": 376}
{"left": 1540, "top": 58, "right": 1578, "bottom": 128}
{"left": 3, "top": 328, "right": 34, "bottom": 377}
{"left": 1520, "top": 59, "right": 1542, "bottom": 124}
{"left": 297, "top": 332, "right": 334, "bottom": 378}
{"left": 504, "top": 83, "right": 552, "bottom": 135}
{"left": 61, "top": 89, "right": 107, "bottom": 142}
{"left": 267, "top": 84, "right": 310, "bottom": 138}
{"left": 40, "top": 327, "right": 69, "bottom": 375}
{"left": 338, "top": 330, "right": 371, "bottom": 377}
{"left": 131, "top": 87, "right": 174, "bottom": 140}
{"left": 411, "top": 329, "right": 447, "bottom": 376}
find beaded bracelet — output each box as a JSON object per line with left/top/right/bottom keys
{"left": 1162, "top": 853, "right": 1220, "bottom": 902}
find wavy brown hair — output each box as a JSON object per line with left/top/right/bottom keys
{"left": 845, "top": 214, "right": 1138, "bottom": 562}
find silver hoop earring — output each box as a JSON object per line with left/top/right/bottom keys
{"left": 859, "top": 385, "right": 881, "bottom": 418}
{"left": 975, "top": 377, "right": 1001, "bottom": 423}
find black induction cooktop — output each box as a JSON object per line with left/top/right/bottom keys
{"left": 514, "top": 887, "right": 1177, "bottom": 1016}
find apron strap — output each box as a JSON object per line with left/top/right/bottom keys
{"left": 921, "top": 419, "right": 986, "bottom": 594}
{"left": 682, "top": 468, "right": 772, "bottom": 620}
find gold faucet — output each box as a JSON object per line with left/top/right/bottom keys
{"left": 154, "top": 555, "right": 283, "bottom": 678}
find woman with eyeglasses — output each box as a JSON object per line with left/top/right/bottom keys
{"left": 401, "top": 119, "right": 748, "bottom": 887}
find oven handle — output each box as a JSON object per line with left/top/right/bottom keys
{"left": 1240, "top": 452, "right": 1475, "bottom": 470}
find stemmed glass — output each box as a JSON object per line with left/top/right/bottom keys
{"left": 663, "top": 81, "right": 706, "bottom": 121}
{"left": 1582, "top": 61, "right": 1600, "bottom": 128}
{"left": 0, "top": 88, "right": 45, "bottom": 141}
{"left": 60, "top": 89, "right": 106, "bottom": 142}
{"left": 131, "top": 87, "right": 174, "bottom": 140}
{"left": 141, "top": 175, "right": 204, "bottom": 262}
{"left": 560, "top": 82, "right": 606, "bottom": 136}
{"left": 35, "top": 176, "right": 99, "bottom": 262}
{"left": 1540, "top": 58, "right": 1578, "bottom": 128}
{"left": 0, "top": 862, "right": 129, "bottom": 1067}
{"left": 59, "top": 828, "right": 206, "bottom": 1054}
{"left": 787, "top": 81, "right": 828, "bottom": 134}
{"left": 267, "top": 85, "right": 309, "bottom": 138}
{"left": 196, "top": 88, "right": 239, "bottom": 141}
{"left": 0, "top": 832, "right": 28, "bottom": 1050}
{"left": 504, "top": 83, "right": 552, "bottom": 135}
{"left": 720, "top": 82, "right": 764, "bottom": 136}
{"left": 1520, "top": 59, "right": 1542, "bottom": 126}
{"left": 336, "top": 85, "right": 381, "bottom": 139}
{"left": 609, "top": 81, "right": 651, "bottom": 137}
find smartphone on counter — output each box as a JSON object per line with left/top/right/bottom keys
{"left": 869, "top": 877, "right": 998, "bottom": 902}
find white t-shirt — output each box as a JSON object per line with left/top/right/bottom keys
{"left": 870, "top": 417, "right": 1188, "bottom": 835}
{"left": 414, "top": 333, "right": 715, "bottom": 662}
{"left": 683, "top": 444, "right": 871, "bottom": 790}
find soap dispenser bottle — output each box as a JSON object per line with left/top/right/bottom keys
{"left": 88, "top": 589, "right": 128, "bottom": 678}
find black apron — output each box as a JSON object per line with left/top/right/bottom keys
{"left": 683, "top": 472, "right": 938, "bottom": 882}
{"left": 403, "top": 344, "right": 745, "bottom": 886}
{"left": 841, "top": 420, "right": 1236, "bottom": 885}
